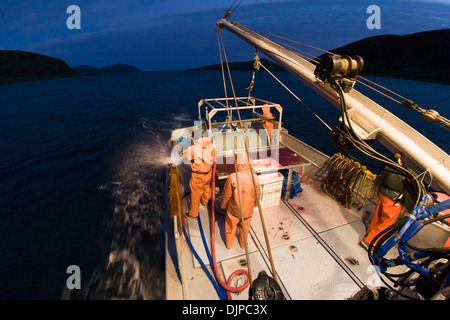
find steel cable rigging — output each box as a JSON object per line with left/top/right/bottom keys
{"left": 245, "top": 26, "right": 450, "bottom": 131}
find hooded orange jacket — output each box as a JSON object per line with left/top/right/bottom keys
{"left": 221, "top": 152, "right": 260, "bottom": 219}
{"left": 183, "top": 137, "right": 216, "bottom": 217}
{"left": 183, "top": 137, "right": 215, "bottom": 174}
{"left": 262, "top": 106, "right": 273, "bottom": 140}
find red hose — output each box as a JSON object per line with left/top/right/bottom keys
{"left": 210, "top": 153, "right": 249, "bottom": 300}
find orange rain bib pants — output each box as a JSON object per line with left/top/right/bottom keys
{"left": 363, "top": 193, "right": 402, "bottom": 246}
{"left": 183, "top": 137, "right": 215, "bottom": 218}
{"left": 221, "top": 152, "right": 260, "bottom": 249}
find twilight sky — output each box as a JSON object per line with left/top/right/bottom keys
{"left": 1, "top": 0, "right": 449, "bottom": 71}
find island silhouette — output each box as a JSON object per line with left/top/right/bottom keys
{"left": 1, "top": 29, "right": 448, "bottom": 85}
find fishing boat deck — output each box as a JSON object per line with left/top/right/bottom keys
{"left": 165, "top": 168, "right": 406, "bottom": 300}
{"left": 164, "top": 97, "right": 411, "bottom": 299}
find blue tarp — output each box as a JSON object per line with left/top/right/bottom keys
{"left": 280, "top": 169, "right": 303, "bottom": 199}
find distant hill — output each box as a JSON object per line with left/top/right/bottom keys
{"left": 73, "top": 63, "right": 142, "bottom": 75}
{"left": 0, "top": 50, "right": 143, "bottom": 85}
{"left": 189, "top": 29, "right": 449, "bottom": 84}
{"left": 100, "top": 63, "right": 142, "bottom": 73}
{"left": 319, "top": 29, "right": 450, "bottom": 84}
{"left": 72, "top": 65, "right": 101, "bottom": 75}
{"left": 187, "top": 58, "right": 285, "bottom": 71}
{"left": 0, "top": 50, "right": 78, "bottom": 85}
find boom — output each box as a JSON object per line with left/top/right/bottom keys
{"left": 217, "top": 19, "right": 450, "bottom": 193}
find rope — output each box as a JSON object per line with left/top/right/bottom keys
{"left": 356, "top": 78, "right": 403, "bottom": 104}
{"left": 358, "top": 76, "right": 408, "bottom": 101}
{"left": 320, "top": 153, "right": 377, "bottom": 210}
{"left": 245, "top": 25, "right": 449, "bottom": 130}
{"left": 217, "top": 33, "right": 233, "bottom": 124}
{"left": 247, "top": 26, "right": 339, "bottom": 57}
{"left": 218, "top": 32, "right": 279, "bottom": 285}
{"left": 272, "top": 39, "right": 320, "bottom": 62}
{"left": 227, "top": 0, "right": 242, "bottom": 13}
{"left": 356, "top": 78, "right": 450, "bottom": 130}
{"left": 258, "top": 61, "right": 333, "bottom": 131}
{"left": 210, "top": 155, "right": 250, "bottom": 300}
{"left": 243, "top": 19, "right": 450, "bottom": 132}
{"left": 219, "top": 31, "right": 256, "bottom": 288}
{"left": 236, "top": 0, "right": 259, "bottom": 23}
{"left": 214, "top": 32, "right": 253, "bottom": 298}
{"left": 246, "top": 26, "right": 409, "bottom": 106}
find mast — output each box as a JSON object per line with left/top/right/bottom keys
{"left": 217, "top": 19, "right": 450, "bottom": 194}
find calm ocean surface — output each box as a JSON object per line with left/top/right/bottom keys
{"left": 0, "top": 70, "right": 448, "bottom": 299}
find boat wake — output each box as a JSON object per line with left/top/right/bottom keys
{"left": 62, "top": 132, "right": 170, "bottom": 300}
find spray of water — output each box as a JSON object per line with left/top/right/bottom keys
{"left": 62, "top": 130, "right": 172, "bottom": 300}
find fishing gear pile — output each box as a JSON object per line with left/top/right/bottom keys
{"left": 320, "top": 153, "right": 377, "bottom": 210}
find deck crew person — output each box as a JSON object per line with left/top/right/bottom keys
{"left": 221, "top": 152, "right": 260, "bottom": 249}
{"left": 183, "top": 137, "right": 215, "bottom": 218}
{"left": 361, "top": 164, "right": 415, "bottom": 249}
{"left": 262, "top": 105, "right": 273, "bottom": 140}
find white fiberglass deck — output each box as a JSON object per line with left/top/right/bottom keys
{"left": 178, "top": 175, "right": 405, "bottom": 300}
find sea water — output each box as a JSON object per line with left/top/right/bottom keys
{"left": 0, "top": 70, "right": 448, "bottom": 299}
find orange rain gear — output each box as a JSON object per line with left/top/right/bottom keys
{"left": 363, "top": 193, "right": 402, "bottom": 246}
{"left": 431, "top": 192, "right": 450, "bottom": 248}
{"left": 183, "top": 137, "right": 215, "bottom": 218}
{"left": 262, "top": 106, "right": 273, "bottom": 140}
{"left": 221, "top": 152, "right": 260, "bottom": 249}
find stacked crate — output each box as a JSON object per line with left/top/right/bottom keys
{"left": 258, "top": 172, "right": 284, "bottom": 208}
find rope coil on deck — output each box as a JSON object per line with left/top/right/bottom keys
{"left": 319, "top": 153, "right": 377, "bottom": 209}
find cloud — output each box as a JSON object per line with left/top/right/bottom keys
{"left": 1, "top": 0, "right": 448, "bottom": 70}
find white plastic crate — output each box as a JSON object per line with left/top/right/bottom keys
{"left": 259, "top": 172, "right": 284, "bottom": 208}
